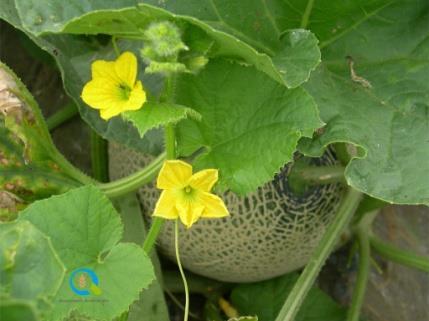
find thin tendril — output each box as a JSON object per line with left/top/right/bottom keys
{"left": 112, "top": 36, "right": 120, "bottom": 57}
{"left": 175, "top": 219, "right": 189, "bottom": 321}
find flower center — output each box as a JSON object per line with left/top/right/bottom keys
{"left": 118, "top": 83, "right": 132, "bottom": 100}
{"left": 181, "top": 185, "right": 198, "bottom": 201}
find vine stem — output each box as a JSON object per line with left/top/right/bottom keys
{"left": 346, "top": 227, "right": 370, "bottom": 321}
{"left": 370, "top": 235, "right": 429, "bottom": 273}
{"left": 175, "top": 219, "right": 190, "bottom": 321}
{"left": 46, "top": 102, "right": 78, "bottom": 131}
{"left": 90, "top": 129, "right": 108, "bottom": 182}
{"left": 142, "top": 216, "right": 164, "bottom": 254}
{"left": 99, "top": 152, "right": 165, "bottom": 198}
{"left": 142, "top": 74, "right": 177, "bottom": 253}
{"left": 165, "top": 124, "right": 176, "bottom": 159}
{"left": 274, "top": 188, "right": 362, "bottom": 321}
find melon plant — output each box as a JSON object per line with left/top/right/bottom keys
{"left": 1, "top": 1, "right": 429, "bottom": 321}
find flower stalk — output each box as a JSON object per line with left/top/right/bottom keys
{"left": 175, "top": 219, "right": 190, "bottom": 321}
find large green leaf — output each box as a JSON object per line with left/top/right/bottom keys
{"left": 0, "top": 220, "right": 65, "bottom": 319}
{"left": 298, "top": 0, "right": 429, "bottom": 205}
{"left": 146, "top": 0, "right": 429, "bottom": 205}
{"left": 230, "top": 273, "right": 347, "bottom": 321}
{"left": 19, "top": 186, "right": 155, "bottom": 321}
{"left": 142, "top": 0, "right": 389, "bottom": 50}
{"left": 14, "top": 0, "right": 321, "bottom": 88}
{"left": 140, "top": 0, "right": 322, "bottom": 87}
{"left": 174, "top": 59, "right": 322, "bottom": 194}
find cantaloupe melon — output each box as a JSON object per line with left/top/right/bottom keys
{"left": 109, "top": 143, "right": 344, "bottom": 282}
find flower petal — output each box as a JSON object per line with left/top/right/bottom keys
{"left": 157, "top": 160, "right": 193, "bottom": 190}
{"left": 91, "top": 60, "right": 119, "bottom": 82}
{"left": 153, "top": 190, "right": 178, "bottom": 219}
{"left": 99, "top": 106, "right": 123, "bottom": 120}
{"left": 200, "top": 192, "right": 229, "bottom": 218}
{"left": 114, "top": 51, "right": 137, "bottom": 87}
{"left": 81, "top": 79, "right": 119, "bottom": 109}
{"left": 176, "top": 199, "right": 204, "bottom": 228}
{"left": 124, "top": 81, "right": 146, "bottom": 111}
{"left": 189, "top": 169, "right": 218, "bottom": 192}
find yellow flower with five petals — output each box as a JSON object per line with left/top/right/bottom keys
{"left": 81, "top": 51, "right": 146, "bottom": 120}
{"left": 153, "top": 160, "right": 229, "bottom": 228}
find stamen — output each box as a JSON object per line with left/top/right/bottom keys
{"left": 118, "top": 83, "right": 131, "bottom": 100}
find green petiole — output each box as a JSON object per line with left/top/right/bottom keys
{"left": 274, "top": 188, "right": 362, "bottom": 321}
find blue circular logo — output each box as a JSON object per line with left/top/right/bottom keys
{"left": 69, "top": 268, "right": 101, "bottom": 296}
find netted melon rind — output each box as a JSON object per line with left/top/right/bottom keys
{"left": 109, "top": 143, "right": 344, "bottom": 282}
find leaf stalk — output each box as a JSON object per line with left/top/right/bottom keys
{"left": 274, "top": 188, "right": 362, "bottom": 321}
{"left": 346, "top": 226, "right": 370, "bottom": 321}
{"left": 46, "top": 102, "right": 78, "bottom": 131}
{"left": 370, "top": 235, "right": 429, "bottom": 273}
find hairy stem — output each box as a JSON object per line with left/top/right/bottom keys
{"left": 370, "top": 235, "right": 429, "bottom": 273}
{"left": 165, "top": 124, "right": 176, "bottom": 160}
{"left": 46, "top": 102, "right": 78, "bottom": 131}
{"left": 142, "top": 74, "right": 177, "bottom": 253}
{"left": 99, "top": 152, "right": 165, "bottom": 198}
{"left": 142, "top": 217, "right": 164, "bottom": 254}
{"left": 90, "top": 130, "right": 108, "bottom": 182}
{"left": 274, "top": 188, "right": 362, "bottom": 321}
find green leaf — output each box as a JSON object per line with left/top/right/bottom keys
{"left": 123, "top": 102, "right": 201, "bottom": 138}
{"left": 140, "top": 0, "right": 322, "bottom": 87}
{"left": 272, "top": 29, "right": 320, "bottom": 88}
{"left": 230, "top": 273, "right": 346, "bottom": 321}
{"left": 0, "top": 62, "right": 86, "bottom": 206}
{"left": 114, "top": 194, "right": 169, "bottom": 321}
{"left": 14, "top": 0, "right": 320, "bottom": 88}
{"left": 298, "top": 0, "right": 429, "bottom": 205}
{"left": 19, "top": 186, "right": 155, "bottom": 321}
{"left": 0, "top": 299, "right": 40, "bottom": 321}
{"left": 175, "top": 59, "right": 322, "bottom": 194}
{"left": 0, "top": 221, "right": 65, "bottom": 304}
{"left": 228, "top": 317, "right": 258, "bottom": 321}
{"left": 14, "top": 0, "right": 136, "bottom": 34}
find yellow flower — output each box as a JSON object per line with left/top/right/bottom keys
{"left": 153, "top": 160, "right": 229, "bottom": 228}
{"left": 81, "top": 51, "right": 146, "bottom": 120}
